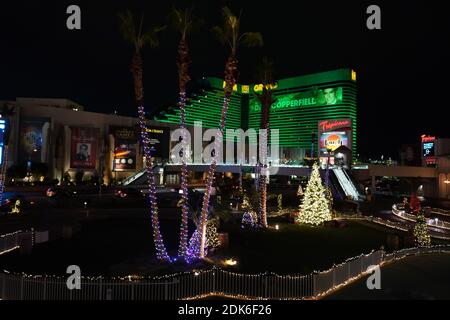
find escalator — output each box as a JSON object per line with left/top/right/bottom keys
{"left": 327, "top": 170, "right": 346, "bottom": 200}
{"left": 332, "top": 167, "right": 363, "bottom": 201}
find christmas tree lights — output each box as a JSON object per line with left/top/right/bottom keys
{"left": 296, "top": 163, "right": 332, "bottom": 225}
{"left": 414, "top": 209, "right": 431, "bottom": 247}
{"left": 206, "top": 220, "right": 220, "bottom": 249}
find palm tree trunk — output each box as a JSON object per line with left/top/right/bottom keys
{"left": 198, "top": 55, "right": 238, "bottom": 258}
{"left": 131, "top": 52, "right": 170, "bottom": 262}
{"left": 258, "top": 90, "right": 271, "bottom": 228}
{"left": 177, "top": 39, "right": 191, "bottom": 259}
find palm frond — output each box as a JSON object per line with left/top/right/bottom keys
{"left": 211, "top": 26, "right": 228, "bottom": 45}
{"left": 142, "top": 25, "right": 166, "bottom": 48}
{"left": 240, "top": 32, "right": 263, "bottom": 48}
{"left": 118, "top": 10, "right": 137, "bottom": 46}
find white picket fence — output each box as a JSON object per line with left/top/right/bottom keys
{"left": 1, "top": 230, "right": 449, "bottom": 300}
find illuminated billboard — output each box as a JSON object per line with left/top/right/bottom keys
{"left": 145, "top": 126, "right": 170, "bottom": 159}
{"left": 18, "top": 117, "right": 48, "bottom": 164}
{"left": 421, "top": 135, "right": 436, "bottom": 158}
{"left": 110, "top": 126, "right": 137, "bottom": 171}
{"left": 250, "top": 87, "right": 343, "bottom": 113}
{"left": 70, "top": 127, "right": 99, "bottom": 169}
{"left": 318, "top": 119, "right": 352, "bottom": 159}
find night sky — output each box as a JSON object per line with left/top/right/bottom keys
{"left": 1, "top": 0, "right": 449, "bottom": 159}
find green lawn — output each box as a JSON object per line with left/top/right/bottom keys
{"left": 0, "top": 213, "right": 409, "bottom": 277}
{"left": 221, "top": 219, "right": 393, "bottom": 275}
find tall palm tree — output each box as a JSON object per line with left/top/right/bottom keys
{"left": 118, "top": 11, "right": 170, "bottom": 262}
{"left": 197, "top": 7, "right": 263, "bottom": 258}
{"left": 255, "top": 57, "right": 275, "bottom": 228}
{"left": 169, "top": 6, "right": 196, "bottom": 260}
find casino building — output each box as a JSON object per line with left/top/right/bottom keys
{"left": 154, "top": 68, "right": 358, "bottom": 166}
{"left": 0, "top": 68, "right": 358, "bottom": 187}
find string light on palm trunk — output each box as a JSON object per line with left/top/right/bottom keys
{"left": 178, "top": 90, "right": 190, "bottom": 259}
{"left": 138, "top": 104, "right": 171, "bottom": 262}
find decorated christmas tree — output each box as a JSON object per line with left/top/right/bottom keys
{"left": 413, "top": 209, "right": 431, "bottom": 247}
{"left": 296, "top": 163, "right": 332, "bottom": 225}
{"left": 206, "top": 220, "right": 220, "bottom": 249}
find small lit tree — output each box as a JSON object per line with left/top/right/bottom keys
{"left": 413, "top": 209, "right": 431, "bottom": 247}
{"left": 296, "top": 163, "right": 332, "bottom": 225}
{"left": 206, "top": 220, "right": 220, "bottom": 249}
{"left": 241, "top": 193, "right": 257, "bottom": 228}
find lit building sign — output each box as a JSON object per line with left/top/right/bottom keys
{"left": 249, "top": 87, "right": 343, "bottom": 112}
{"left": 318, "top": 118, "right": 352, "bottom": 160}
{"left": 421, "top": 135, "right": 436, "bottom": 159}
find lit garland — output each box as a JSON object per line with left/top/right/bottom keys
{"left": 296, "top": 163, "right": 332, "bottom": 225}
{"left": 137, "top": 104, "right": 171, "bottom": 263}
{"left": 414, "top": 209, "right": 431, "bottom": 247}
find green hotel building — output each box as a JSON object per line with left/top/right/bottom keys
{"left": 154, "top": 68, "right": 357, "bottom": 165}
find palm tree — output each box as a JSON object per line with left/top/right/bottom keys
{"left": 254, "top": 57, "right": 275, "bottom": 228}
{"left": 0, "top": 104, "right": 15, "bottom": 206}
{"left": 118, "top": 10, "right": 170, "bottom": 262}
{"left": 169, "top": 6, "right": 196, "bottom": 260}
{"left": 197, "top": 6, "right": 263, "bottom": 258}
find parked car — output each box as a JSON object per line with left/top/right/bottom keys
{"left": 46, "top": 187, "right": 73, "bottom": 198}
{"left": 114, "top": 187, "right": 144, "bottom": 199}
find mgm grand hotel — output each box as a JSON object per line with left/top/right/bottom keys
{"left": 155, "top": 68, "right": 357, "bottom": 168}
{"left": 1, "top": 68, "right": 357, "bottom": 184}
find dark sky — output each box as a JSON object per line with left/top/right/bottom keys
{"left": 1, "top": 0, "right": 449, "bottom": 159}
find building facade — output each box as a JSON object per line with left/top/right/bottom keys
{"left": 155, "top": 68, "right": 357, "bottom": 166}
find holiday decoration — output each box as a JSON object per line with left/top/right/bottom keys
{"left": 186, "top": 229, "right": 207, "bottom": 263}
{"left": 198, "top": 6, "right": 263, "bottom": 258}
{"left": 296, "top": 163, "right": 332, "bottom": 225}
{"left": 119, "top": 11, "right": 170, "bottom": 262}
{"left": 297, "top": 185, "right": 304, "bottom": 197}
{"left": 11, "top": 199, "right": 21, "bottom": 214}
{"left": 241, "top": 194, "right": 257, "bottom": 228}
{"left": 277, "top": 194, "right": 283, "bottom": 214}
{"left": 413, "top": 209, "right": 431, "bottom": 247}
{"left": 206, "top": 220, "right": 220, "bottom": 249}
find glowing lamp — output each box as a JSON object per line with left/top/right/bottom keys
{"left": 224, "top": 258, "right": 238, "bottom": 266}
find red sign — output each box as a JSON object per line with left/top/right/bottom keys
{"left": 319, "top": 119, "right": 351, "bottom": 132}
{"left": 70, "top": 127, "right": 99, "bottom": 169}
{"left": 421, "top": 135, "right": 436, "bottom": 143}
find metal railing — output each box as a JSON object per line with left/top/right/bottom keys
{"left": 1, "top": 244, "right": 449, "bottom": 300}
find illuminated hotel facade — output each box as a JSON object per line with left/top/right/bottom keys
{"left": 154, "top": 68, "right": 358, "bottom": 165}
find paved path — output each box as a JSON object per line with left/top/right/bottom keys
{"left": 326, "top": 253, "right": 450, "bottom": 299}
